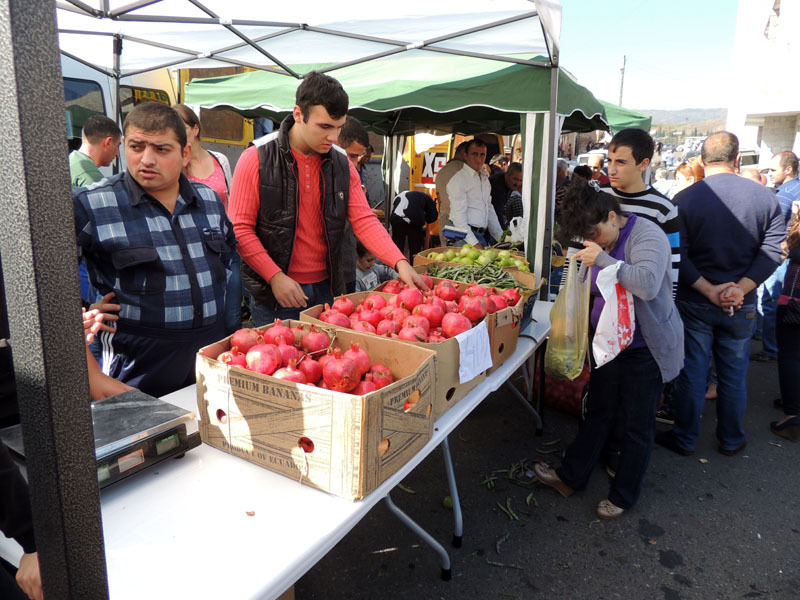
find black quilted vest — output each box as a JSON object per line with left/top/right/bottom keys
{"left": 241, "top": 115, "right": 350, "bottom": 309}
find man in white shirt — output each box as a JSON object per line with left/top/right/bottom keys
{"left": 446, "top": 139, "right": 503, "bottom": 248}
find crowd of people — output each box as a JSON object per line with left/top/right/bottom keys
{"left": 535, "top": 128, "right": 796, "bottom": 521}
{"left": 2, "top": 68, "right": 798, "bottom": 597}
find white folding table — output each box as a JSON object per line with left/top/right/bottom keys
{"left": 0, "top": 302, "right": 551, "bottom": 600}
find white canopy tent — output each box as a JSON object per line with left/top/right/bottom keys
{"left": 55, "top": 0, "right": 607, "bottom": 287}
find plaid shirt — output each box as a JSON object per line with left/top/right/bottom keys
{"left": 74, "top": 172, "right": 236, "bottom": 329}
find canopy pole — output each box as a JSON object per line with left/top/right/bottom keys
{"left": 537, "top": 65, "right": 559, "bottom": 299}
{"left": 0, "top": 0, "right": 109, "bottom": 597}
{"left": 113, "top": 33, "right": 122, "bottom": 174}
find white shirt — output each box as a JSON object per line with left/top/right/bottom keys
{"left": 446, "top": 163, "right": 503, "bottom": 246}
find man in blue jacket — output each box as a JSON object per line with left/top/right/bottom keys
{"left": 657, "top": 132, "right": 784, "bottom": 456}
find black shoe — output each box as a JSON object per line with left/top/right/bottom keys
{"left": 718, "top": 440, "right": 747, "bottom": 456}
{"left": 656, "top": 408, "right": 675, "bottom": 425}
{"left": 655, "top": 431, "right": 694, "bottom": 456}
{"left": 770, "top": 416, "right": 800, "bottom": 442}
{"left": 750, "top": 351, "right": 777, "bottom": 362}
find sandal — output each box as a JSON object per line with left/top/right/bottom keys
{"left": 596, "top": 499, "right": 624, "bottom": 519}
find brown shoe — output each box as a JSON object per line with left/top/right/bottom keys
{"left": 533, "top": 463, "right": 574, "bottom": 498}
{"left": 596, "top": 499, "right": 624, "bottom": 519}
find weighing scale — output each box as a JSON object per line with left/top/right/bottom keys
{"left": 0, "top": 389, "right": 200, "bottom": 489}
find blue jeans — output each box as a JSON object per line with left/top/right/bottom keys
{"left": 672, "top": 301, "right": 756, "bottom": 451}
{"left": 557, "top": 347, "right": 663, "bottom": 509}
{"left": 223, "top": 254, "right": 243, "bottom": 335}
{"left": 757, "top": 260, "right": 788, "bottom": 356}
{"left": 250, "top": 280, "right": 334, "bottom": 326}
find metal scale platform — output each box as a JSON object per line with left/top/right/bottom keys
{"left": 0, "top": 389, "right": 200, "bottom": 489}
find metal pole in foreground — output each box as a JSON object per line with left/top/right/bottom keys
{"left": 0, "top": 1, "right": 109, "bottom": 598}
{"left": 619, "top": 54, "right": 626, "bottom": 106}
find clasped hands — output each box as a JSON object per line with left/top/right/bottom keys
{"left": 709, "top": 282, "right": 743, "bottom": 316}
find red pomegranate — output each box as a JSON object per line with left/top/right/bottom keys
{"left": 425, "top": 295, "right": 446, "bottom": 311}
{"left": 441, "top": 312, "right": 472, "bottom": 338}
{"left": 297, "top": 356, "right": 322, "bottom": 383}
{"left": 343, "top": 342, "right": 371, "bottom": 376}
{"left": 318, "top": 347, "right": 336, "bottom": 370}
{"left": 363, "top": 293, "right": 387, "bottom": 311}
{"left": 275, "top": 336, "right": 301, "bottom": 367}
{"left": 322, "top": 350, "right": 360, "bottom": 392}
{"left": 420, "top": 273, "right": 434, "bottom": 289}
{"left": 301, "top": 326, "right": 330, "bottom": 354}
{"left": 460, "top": 296, "right": 488, "bottom": 323}
{"left": 358, "top": 308, "right": 382, "bottom": 328}
{"left": 398, "top": 326, "right": 427, "bottom": 342}
{"left": 217, "top": 350, "right": 247, "bottom": 368}
{"left": 402, "top": 315, "right": 430, "bottom": 334}
{"left": 272, "top": 360, "right": 307, "bottom": 384}
{"left": 290, "top": 325, "right": 307, "bottom": 346}
{"left": 263, "top": 319, "right": 294, "bottom": 346}
{"left": 368, "top": 364, "right": 394, "bottom": 389}
{"left": 444, "top": 300, "right": 459, "bottom": 313}
{"left": 381, "top": 279, "right": 404, "bottom": 294}
{"left": 464, "top": 283, "right": 487, "bottom": 297}
{"left": 325, "top": 311, "right": 352, "bottom": 328}
{"left": 382, "top": 306, "right": 410, "bottom": 322}
{"left": 502, "top": 288, "right": 522, "bottom": 306}
{"left": 318, "top": 304, "right": 340, "bottom": 323}
{"left": 435, "top": 282, "right": 460, "bottom": 302}
{"left": 397, "top": 287, "right": 424, "bottom": 311}
{"left": 245, "top": 344, "right": 282, "bottom": 375}
{"left": 230, "top": 328, "right": 263, "bottom": 354}
{"left": 331, "top": 295, "right": 355, "bottom": 316}
{"left": 351, "top": 375, "right": 378, "bottom": 396}
{"left": 352, "top": 321, "right": 377, "bottom": 334}
{"left": 489, "top": 294, "right": 508, "bottom": 311}
{"left": 413, "top": 303, "right": 444, "bottom": 328}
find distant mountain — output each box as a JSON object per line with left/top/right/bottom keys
{"left": 634, "top": 108, "right": 727, "bottom": 125}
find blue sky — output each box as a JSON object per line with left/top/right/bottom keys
{"left": 559, "top": 0, "right": 739, "bottom": 111}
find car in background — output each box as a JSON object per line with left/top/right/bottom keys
{"left": 738, "top": 149, "right": 760, "bottom": 170}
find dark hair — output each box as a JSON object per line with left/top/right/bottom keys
{"left": 356, "top": 241, "right": 369, "bottom": 257}
{"left": 123, "top": 103, "right": 187, "bottom": 149}
{"left": 173, "top": 104, "right": 201, "bottom": 135}
{"left": 338, "top": 116, "right": 369, "bottom": 149}
{"left": 701, "top": 131, "right": 738, "bottom": 165}
{"left": 454, "top": 141, "right": 470, "bottom": 158}
{"left": 775, "top": 151, "right": 799, "bottom": 177}
{"left": 467, "top": 139, "right": 487, "bottom": 153}
{"left": 507, "top": 162, "right": 522, "bottom": 175}
{"left": 572, "top": 164, "right": 592, "bottom": 179}
{"left": 559, "top": 179, "right": 623, "bottom": 241}
{"left": 609, "top": 128, "right": 654, "bottom": 164}
{"left": 82, "top": 115, "right": 120, "bottom": 144}
{"left": 296, "top": 71, "right": 349, "bottom": 121}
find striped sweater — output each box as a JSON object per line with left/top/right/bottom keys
{"left": 602, "top": 184, "right": 680, "bottom": 299}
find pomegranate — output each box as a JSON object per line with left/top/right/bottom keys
{"left": 245, "top": 343, "right": 281, "bottom": 375}
{"left": 435, "top": 282, "right": 460, "bottom": 302}
{"left": 403, "top": 315, "right": 430, "bottom": 334}
{"left": 398, "top": 325, "right": 427, "bottom": 342}
{"left": 368, "top": 364, "right": 394, "bottom": 389}
{"left": 489, "top": 294, "right": 508, "bottom": 311}
{"left": 301, "top": 325, "right": 330, "bottom": 354}
{"left": 318, "top": 304, "right": 340, "bottom": 323}
{"left": 263, "top": 319, "right": 294, "bottom": 346}
{"left": 382, "top": 306, "right": 410, "bottom": 322}
{"left": 464, "top": 283, "right": 487, "bottom": 297}
{"left": 230, "top": 328, "right": 263, "bottom": 354}
{"left": 425, "top": 295, "right": 446, "bottom": 311}
{"left": 420, "top": 273, "right": 434, "bottom": 289}
{"left": 325, "top": 311, "right": 352, "bottom": 328}
{"left": 363, "top": 293, "right": 387, "bottom": 311}
{"left": 343, "top": 342, "right": 371, "bottom": 376}
{"left": 297, "top": 355, "right": 322, "bottom": 383}
{"left": 290, "top": 325, "right": 307, "bottom": 346}
{"left": 351, "top": 375, "right": 378, "bottom": 395}
{"left": 217, "top": 350, "right": 247, "bottom": 368}
{"left": 441, "top": 312, "right": 472, "bottom": 338}
{"left": 358, "top": 308, "right": 382, "bottom": 328}
{"left": 352, "top": 320, "right": 377, "bottom": 334}
{"left": 322, "top": 350, "right": 360, "bottom": 392}
{"left": 381, "top": 279, "right": 404, "bottom": 294}
{"left": 460, "top": 296, "right": 488, "bottom": 323}
{"left": 485, "top": 297, "right": 498, "bottom": 314}
{"left": 272, "top": 360, "right": 307, "bottom": 384}
{"left": 426, "top": 330, "right": 447, "bottom": 343}
{"left": 331, "top": 295, "right": 355, "bottom": 316}
{"left": 275, "top": 336, "right": 301, "bottom": 367}
{"left": 413, "top": 303, "right": 444, "bottom": 328}
{"left": 376, "top": 319, "right": 402, "bottom": 336}
{"left": 397, "top": 287, "right": 424, "bottom": 311}
{"left": 318, "top": 347, "right": 336, "bottom": 370}
{"left": 444, "top": 300, "right": 459, "bottom": 313}
{"left": 502, "top": 287, "right": 522, "bottom": 306}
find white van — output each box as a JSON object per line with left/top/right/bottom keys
{"left": 62, "top": 54, "right": 177, "bottom": 174}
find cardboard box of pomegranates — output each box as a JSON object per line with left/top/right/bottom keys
{"left": 195, "top": 320, "right": 436, "bottom": 500}
{"left": 299, "top": 288, "right": 489, "bottom": 421}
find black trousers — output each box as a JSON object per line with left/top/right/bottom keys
{"left": 390, "top": 218, "right": 426, "bottom": 262}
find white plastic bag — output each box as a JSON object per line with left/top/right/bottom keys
{"left": 592, "top": 261, "right": 635, "bottom": 368}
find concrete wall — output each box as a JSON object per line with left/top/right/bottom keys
{"left": 759, "top": 115, "right": 800, "bottom": 159}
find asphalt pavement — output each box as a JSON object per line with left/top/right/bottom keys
{"left": 295, "top": 341, "right": 798, "bottom": 600}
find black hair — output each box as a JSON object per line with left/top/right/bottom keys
{"left": 123, "top": 103, "right": 187, "bottom": 149}
{"left": 356, "top": 241, "right": 369, "bottom": 257}
{"left": 775, "top": 151, "right": 799, "bottom": 176}
{"left": 296, "top": 71, "right": 349, "bottom": 121}
{"left": 507, "top": 162, "right": 523, "bottom": 175}
{"left": 609, "top": 128, "right": 654, "bottom": 164}
{"left": 559, "top": 179, "right": 623, "bottom": 242}
{"left": 338, "top": 116, "right": 369, "bottom": 149}
{"left": 467, "top": 139, "right": 487, "bottom": 153}
{"left": 572, "top": 164, "right": 592, "bottom": 179}
{"left": 454, "top": 141, "right": 470, "bottom": 157}
{"left": 82, "top": 114, "right": 120, "bottom": 144}
{"left": 702, "top": 131, "right": 739, "bottom": 165}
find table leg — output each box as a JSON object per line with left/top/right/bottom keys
{"left": 383, "top": 493, "right": 452, "bottom": 581}
{"left": 503, "top": 379, "right": 543, "bottom": 435}
{"left": 441, "top": 436, "right": 462, "bottom": 548}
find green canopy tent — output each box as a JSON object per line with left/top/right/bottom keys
{"left": 185, "top": 52, "right": 609, "bottom": 285}
{"left": 600, "top": 100, "right": 652, "bottom": 133}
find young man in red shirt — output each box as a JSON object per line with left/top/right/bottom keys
{"left": 228, "top": 72, "right": 425, "bottom": 325}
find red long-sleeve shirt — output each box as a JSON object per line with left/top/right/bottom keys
{"left": 229, "top": 145, "right": 404, "bottom": 284}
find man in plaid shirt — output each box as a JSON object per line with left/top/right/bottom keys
{"left": 74, "top": 103, "right": 236, "bottom": 397}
